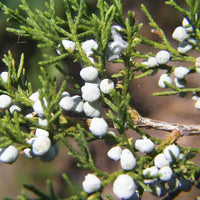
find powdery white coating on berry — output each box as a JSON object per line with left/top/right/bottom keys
{"left": 147, "top": 57, "right": 158, "bottom": 67}
{"left": 154, "top": 153, "right": 170, "bottom": 168}
{"left": 83, "top": 101, "right": 100, "bottom": 117}
{"left": 195, "top": 99, "right": 200, "bottom": 109}
{"left": 61, "top": 91, "right": 70, "bottom": 98}
{"left": 80, "top": 66, "right": 98, "bottom": 82}
{"left": 143, "top": 166, "right": 159, "bottom": 177}
{"left": 195, "top": 57, "right": 200, "bottom": 68}
{"left": 182, "top": 17, "right": 193, "bottom": 32}
{"left": 177, "top": 41, "right": 193, "bottom": 54}
{"left": 120, "top": 149, "right": 137, "bottom": 170}
{"left": 82, "top": 39, "right": 98, "bottom": 57}
{"left": 107, "top": 146, "right": 122, "bottom": 161}
{"left": 134, "top": 137, "right": 155, "bottom": 153}
{"left": 158, "top": 74, "right": 173, "bottom": 88}
{"left": 38, "top": 117, "right": 48, "bottom": 127}
{"left": 0, "top": 94, "right": 12, "bottom": 109}
{"left": 163, "top": 144, "right": 180, "bottom": 162}
{"left": 62, "top": 39, "right": 75, "bottom": 52}
{"left": 143, "top": 166, "right": 159, "bottom": 184}
{"left": 40, "top": 143, "right": 59, "bottom": 162}
{"left": 72, "top": 95, "right": 84, "bottom": 113}
{"left": 100, "top": 78, "right": 114, "bottom": 94}
{"left": 32, "top": 136, "right": 51, "bottom": 156}
{"left": 107, "top": 39, "right": 128, "bottom": 61}
{"left": 85, "top": 78, "right": 100, "bottom": 87}
{"left": 113, "top": 174, "right": 136, "bottom": 199}
{"left": 35, "top": 128, "right": 49, "bottom": 137}
{"left": 82, "top": 174, "right": 101, "bottom": 194}
{"left": 0, "top": 71, "right": 8, "bottom": 83}
{"left": 29, "top": 91, "right": 39, "bottom": 102}
{"left": 150, "top": 181, "right": 167, "bottom": 197}
{"left": 156, "top": 50, "right": 171, "bottom": 64}
{"left": 89, "top": 117, "right": 108, "bottom": 137}
{"left": 59, "top": 96, "right": 76, "bottom": 111}
{"left": 82, "top": 85, "right": 100, "bottom": 102}
{"left": 9, "top": 103, "right": 21, "bottom": 114}
{"left": 24, "top": 148, "right": 34, "bottom": 159}
{"left": 111, "top": 25, "right": 123, "bottom": 40}
{"left": 159, "top": 166, "right": 173, "bottom": 181}
{"left": 0, "top": 145, "right": 19, "bottom": 164}
{"left": 33, "top": 98, "right": 47, "bottom": 116}
{"left": 174, "top": 67, "right": 190, "bottom": 79}
{"left": 172, "top": 26, "right": 189, "bottom": 42}
{"left": 187, "top": 38, "right": 197, "bottom": 45}
{"left": 174, "top": 78, "right": 186, "bottom": 88}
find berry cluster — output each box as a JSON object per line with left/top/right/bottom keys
{"left": 81, "top": 132, "right": 185, "bottom": 199}
{"left": 155, "top": 17, "right": 200, "bottom": 108}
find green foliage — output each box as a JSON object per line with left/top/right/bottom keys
{"left": 0, "top": 0, "right": 199, "bottom": 199}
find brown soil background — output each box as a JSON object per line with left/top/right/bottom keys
{"left": 0, "top": 0, "right": 199, "bottom": 199}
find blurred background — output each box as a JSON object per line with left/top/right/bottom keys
{"left": 0, "top": 0, "right": 199, "bottom": 199}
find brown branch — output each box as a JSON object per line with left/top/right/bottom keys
{"left": 131, "top": 108, "right": 200, "bottom": 136}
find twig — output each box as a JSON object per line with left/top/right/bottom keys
{"left": 134, "top": 110, "right": 200, "bottom": 136}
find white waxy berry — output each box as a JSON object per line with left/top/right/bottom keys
{"left": 72, "top": 95, "right": 84, "bottom": 113}
{"left": 82, "top": 85, "right": 100, "bottom": 102}
{"left": 83, "top": 101, "right": 100, "bottom": 117}
{"left": 100, "top": 79, "right": 114, "bottom": 94}
{"left": 159, "top": 166, "right": 173, "bottom": 181}
{"left": 0, "top": 71, "right": 8, "bottom": 83}
{"left": 107, "top": 146, "right": 122, "bottom": 161}
{"left": 172, "top": 26, "right": 189, "bottom": 42}
{"left": 89, "top": 117, "right": 108, "bottom": 137}
{"left": 174, "top": 66, "right": 190, "bottom": 79}
{"left": 38, "top": 117, "right": 48, "bottom": 127}
{"left": 143, "top": 166, "right": 159, "bottom": 177}
{"left": 143, "top": 166, "right": 159, "bottom": 184}
{"left": 80, "top": 66, "right": 98, "bottom": 82}
{"left": 0, "top": 94, "right": 12, "bottom": 109}
{"left": 111, "top": 25, "right": 123, "bottom": 40}
{"left": 35, "top": 128, "right": 49, "bottom": 137}
{"left": 182, "top": 17, "right": 193, "bottom": 32}
{"left": 134, "top": 137, "right": 155, "bottom": 153}
{"left": 62, "top": 39, "right": 75, "bottom": 52}
{"left": 33, "top": 98, "right": 47, "bottom": 116}
{"left": 195, "top": 99, "right": 200, "bottom": 109}
{"left": 174, "top": 78, "right": 186, "bottom": 88}
{"left": 113, "top": 174, "right": 136, "bottom": 199}
{"left": 32, "top": 136, "right": 51, "bottom": 156}
{"left": 59, "top": 96, "right": 75, "bottom": 111}
{"left": 187, "top": 38, "right": 197, "bottom": 45}
{"left": 24, "top": 148, "right": 34, "bottom": 159}
{"left": 158, "top": 74, "right": 173, "bottom": 88}
{"left": 0, "top": 145, "right": 19, "bottom": 164}
{"left": 40, "top": 143, "right": 59, "bottom": 162}
{"left": 147, "top": 57, "right": 158, "bottom": 67}
{"left": 82, "top": 39, "right": 98, "bottom": 57}
{"left": 120, "top": 149, "right": 137, "bottom": 170}
{"left": 177, "top": 41, "right": 193, "bottom": 54}
{"left": 82, "top": 174, "right": 101, "bottom": 194}
{"left": 156, "top": 50, "right": 171, "bottom": 64}
{"left": 154, "top": 153, "right": 170, "bottom": 168}
{"left": 29, "top": 91, "right": 39, "bottom": 102}
{"left": 107, "top": 39, "right": 128, "bottom": 62}
{"left": 163, "top": 144, "right": 180, "bottom": 162}
{"left": 9, "top": 103, "right": 21, "bottom": 114}
{"left": 61, "top": 91, "right": 70, "bottom": 98}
